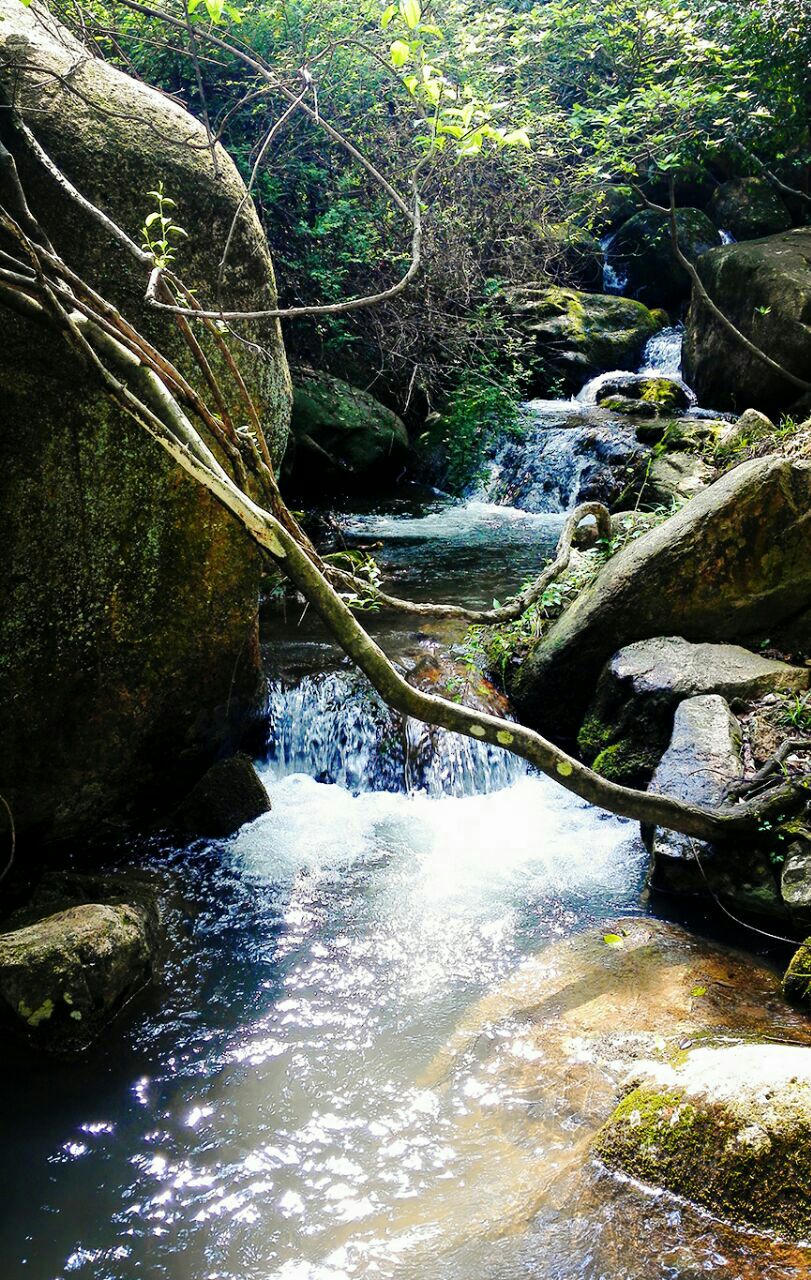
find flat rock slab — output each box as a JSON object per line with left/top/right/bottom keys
{"left": 595, "top": 1043, "right": 811, "bottom": 1240}
{"left": 607, "top": 637, "right": 809, "bottom": 705}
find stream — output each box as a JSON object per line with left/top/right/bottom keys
{"left": 2, "top": 335, "right": 809, "bottom": 1279}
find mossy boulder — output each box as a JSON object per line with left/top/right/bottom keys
{"left": 287, "top": 369, "right": 409, "bottom": 492}
{"left": 683, "top": 230, "right": 811, "bottom": 414}
{"left": 0, "top": 1, "right": 291, "bottom": 844}
{"left": 578, "top": 637, "right": 806, "bottom": 789}
{"left": 707, "top": 178, "right": 793, "bottom": 241}
{"left": 783, "top": 935, "right": 811, "bottom": 1007}
{"left": 505, "top": 285, "right": 666, "bottom": 393}
{"left": 594, "top": 1044, "right": 811, "bottom": 1241}
{"left": 0, "top": 900, "right": 158, "bottom": 1054}
{"left": 609, "top": 208, "right": 722, "bottom": 307}
{"left": 511, "top": 457, "right": 811, "bottom": 741}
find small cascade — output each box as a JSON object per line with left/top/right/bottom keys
{"left": 479, "top": 401, "right": 643, "bottom": 515}
{"left": 720, "top": 228, "right": 737, "bottom": 245}
{"left": 265, "top": 669, "right": 526, "bottom": 798}
{"left": 639, "top": 324, "right": 684, "bottom": 376}
{"left": 601, "top": 232, "right": 628, "bottom": 294}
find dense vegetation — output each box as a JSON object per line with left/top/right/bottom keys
{"left": 62, "top": 0, "right": 810, "bottom": 432}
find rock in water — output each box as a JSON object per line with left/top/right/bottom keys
{"left": 594, "top": 1044, "right": 811, "bottom": 1241}
{"left": 512, "top": 457, "right": 811, "bottom": 741}
{"left": 173, "top": 754, "right": 271, "bottom": 838}
{"left": 0, "top": 0, "right": 291, "bottom": 843}
{"left": 0, "top": 902, "right": 156, "bottom": 1053}
{"left": 683, "top": 229, "right": 811, "bottom": 414}
{"left": 783, "top": 935, "right": 811, "bottom": 1008}
{"left": 287, "top": 370, "right": 409, "bottom": 492}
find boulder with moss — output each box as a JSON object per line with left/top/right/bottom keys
{"left": 579, "top": 636, "right": 807, "bottom": 787}
{"left": 505, "top": 285, "right": 666, "bottom": 393}
{"left": 707, "top": 178, "right": 793, "bottom": 241}
{"left": 683, "top": 229, "right": 811, "bottom": 414}
{"left": 287, "top": 369, "right": 409, "bottom": 492}
{"left": 0, "top": 0, "right": 291, "bottom": 845}
{"left": 594, "top": 1044, "right": 811, "bottom": 1240}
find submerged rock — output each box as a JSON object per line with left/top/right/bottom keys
{"left": 172, "top": 754, "right": 271, "bottom": 838}
{"left": 595, "top": 1044, "right": 811, "bottom": 1241}
{"left": 0, "top": 1, "right": 291, "bottom": 843}
{"left": 683, "top": 230, "right": 811, "bottom": 414}
{"left": 505, "top": 285, "right": 666, "bottom": 392}
{"left": 287, "top": 370, "right": 409, "bottom": 492}
{"left": 585, "top": 372, "right": 692, "bottom": 412}
{"left": 0, "top": 901, "right": 157, "bottom": 1054}
{"left": 707, "top": 178, "right": 793, "bottom": 242}
{"left": 511, "top": 458, "right": 811, "bottom": 741}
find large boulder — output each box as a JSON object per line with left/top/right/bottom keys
{"left": 595, "top": 1044, "right": 811, "bottom": 1241}
{"left": 683, "top": 229, "right": 811, "bottom": 414}
{"left": 511, "top": 457, "right": 811, "bottom": 741}
{"left": 579, "top": 636, "right": 808, "bottom": 786}
{"left": 0, "top": 1, "right": 291, "bottom": 844}
{"left": 707, "top": 178, "right": 793, "bottom": 241}
{"left": 0, "top": 901, "right": 157, "bottom": 1053}
{"left": 505, "top": 286, "right": 666, "bottom": 393}
{"left": 287, "top": 369, "right": 409, "bottom": 492}
{"left": 607, "top": 208, "right": 722, "bottom": 307}
{"left": 172, "top": 754, "right": 271, "bottom": 839}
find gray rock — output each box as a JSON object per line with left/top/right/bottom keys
{"left": 648, "top": 693, "right": 744, "bottom": 870}
{"left": 579, "top": 636, "right": 808, "bottom": 786}
{"left": 781, "top": 840, "right": 811, "bottom": 927}
{"left": 0, "top": 902, "right": 157, "bottom": 1053}
{"left": 783, "top": 934, "right": 811, "bottom": 1007}
{"left": 608, "top": 208, "right": 722, "bottom": 307}
{"left": 683, "top": 229, "right": 811, "bottom": 414}
{"left": 511, "top": 457, "right": 811, "bottom": 741}
{"left": 594, "top": 1043, "right": 811, "bottom": 1240}
{"left": 173, "top": 754, "right": 271, "bottom": 838}
{"left": 641, "top": 451, "right": 713, "bottom": 505}
{"left": 707, "top": 178, "right": 793, "bottom": 241}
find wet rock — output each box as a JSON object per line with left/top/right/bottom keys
{"left": 683, "top": 230, "right": 811, "bottom": 414}
{"left": 172, "top": 754, "right": 271, "bottom": 838}
{"left": 287, "top": 369, "right": 409, "bottom": 492}
{"left": 783, "top": 935, "right": 811, "bottom": 1007}
{"left": 579, "top": 637, "right": 807, "bottom": 787}
{"left": 707, "top": 178, "right": 793, "bottom": 241}
{"left": 418, "top": 917, "right": 811, "bottom": 1249}
{"left": 0, "top": 902, "right": 156, "bottom": 1054}
{"left": 504, "top": 285, "right": 666, "bottom": 393}
{"left": 594, "top": 1043, "right": 811, "bottom": 1241}
{"left": 589, "top": 373, "right": 691, "bottom": 412}
{"left": 646, "top": 694, "right": 744, "bottom": 886}
{"left": 608, "top": 208, "right": 722, "bottom": 307}
{"left": 0, "top": 1, "right": 290, "bottom": 844}
{"left": 511, "top": 457, "right": 811, "bottom": 741}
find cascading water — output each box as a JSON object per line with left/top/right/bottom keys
{"left": 639, "top": 324, "right": 684, "bottom": 376}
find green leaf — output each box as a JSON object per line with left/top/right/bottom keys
{"left": 399, "top": 0, "right": 421, "bottom": 30}
{"left": 390, "top": 39, "right": 411, "bottom": 68}
{"left": 381, "top": 3, "right": 397, "bottom": 29}
{"left": 690, "top": 985, "right": 708, "bottom": 998}
{"left": 503, "top": 128, "right": 531, "bottom": 147}
{"left": 603, "top": 933, "right": 624, "bottom": 947}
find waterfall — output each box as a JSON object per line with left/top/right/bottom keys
{"left": 265, "top": 669, "right": 526, "bottom": 798}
